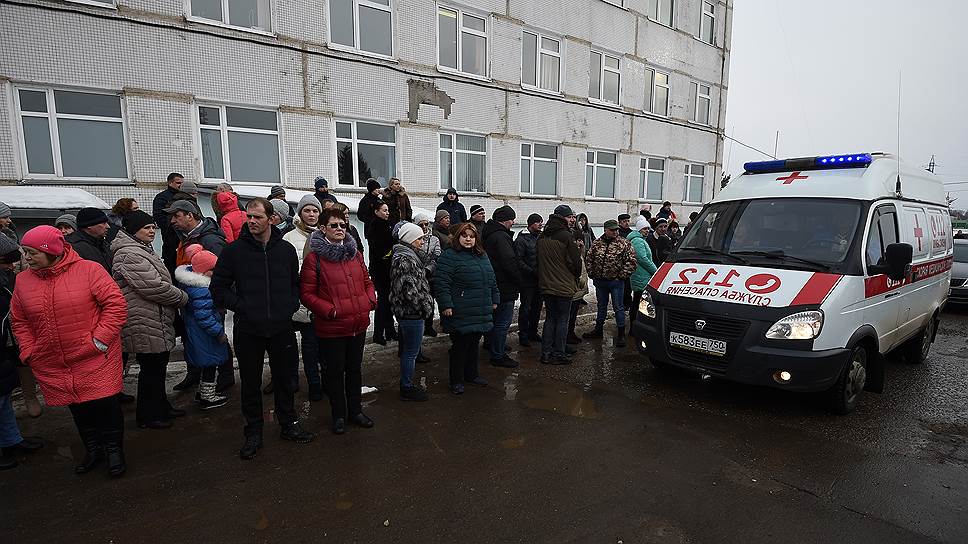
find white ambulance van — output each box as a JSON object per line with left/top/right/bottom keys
{"left": 631, "top": 153, "right": 952, "bottom": 414}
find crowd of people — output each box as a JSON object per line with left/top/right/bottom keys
{"left": 0, "top": 173, "right": 696, "bottom": 472}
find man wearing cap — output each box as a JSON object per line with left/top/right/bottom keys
{"left": 648, "top": 217, "right": 673, "bottom": 267}
{"left": 436, "top": 187, "right": 467, "bottom": 225}
{"left": 482, "top": 206, "right": 522, "bottom": 368}
{"left": 154, "top": 173, "right": 185, "bottom": 275}
{"left": 55, "top": 214, "right": 77, "bottom": 236}
{"left": 165, "top": 201, "right": 227, "bottom": 262}
{"left": 66, "top": 207, "right": 113, "bottom": 272}
{"left": 469, "top": 205, "right": 486, "bottom": 232}
{"left": 584, "top": 220, "right": 637, "bottom": 347}
{"left": 515, "top": 213, "right": 543, "bottom": 347}
{"left": 536, "top": 205, "right": 581, "bottom": 364}
{"left": 268, "top": 186, "right": 295, "bottom": 218}
{"left": 433, "top": 210, "right": 451, "bottom": 247}
{"left": 313, "top": 176, "right": 339, "bottom": 206}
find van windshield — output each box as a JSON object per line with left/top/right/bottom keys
{"left": 679, "top": 198, "right": 862, "bottom": 268}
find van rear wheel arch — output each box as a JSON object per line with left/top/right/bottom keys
{"left": 846, "top": 326, "right": 883, "bottom": 394}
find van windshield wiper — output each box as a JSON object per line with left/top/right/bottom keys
{"left": 678, "top": 246, "right": 749, "bottom": 265}
{"left": 731, "top": 250, "right": 831, "bottom": 271}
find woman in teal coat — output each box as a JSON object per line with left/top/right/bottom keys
{"left": 627, "top": 217, "right": 658, "bottom": 325}
{"left": 433, "top": 222, "right": 499, "bottom": 395}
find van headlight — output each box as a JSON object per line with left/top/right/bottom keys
{"left": 765, "top": 311, "right": 823, "bottom": 340}
{"left": 638, "top": 291, "right": 656, "bottom": 319}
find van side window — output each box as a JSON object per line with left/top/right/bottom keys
{"left": 866, "top": 206, "right": 898, "bottom": 270}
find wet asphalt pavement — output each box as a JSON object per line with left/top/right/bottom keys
{"left": 3, "top": 304, "right": 968, "bottom": 543}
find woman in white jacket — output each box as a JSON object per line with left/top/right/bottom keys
{"left": 282, "top": 194, "right": 324, "bottom": 401}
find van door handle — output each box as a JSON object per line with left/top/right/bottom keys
{"left": 884, "top": 292, "right": 900, "bottom": 299}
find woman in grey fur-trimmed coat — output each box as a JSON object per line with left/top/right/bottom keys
{"left": 389, "top": 223, "right": 434, "bottom": 402}
{"left": 110, "top": 211, "right": 188, "bottom": 429}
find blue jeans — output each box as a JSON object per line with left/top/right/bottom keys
{"left": 398, "top": 319, "right": 424, "bottom": 388}
{"left": 488, "top": 300, "right": 515, "bottom": 360}
{"left": 593, "top": 279, "right": 627, "bottom": 329}
{"left": 0, "top": 394, "right": 23, "bottom": 448}
{"left": 541, "top": 295, "right": 572, "bottom": 357}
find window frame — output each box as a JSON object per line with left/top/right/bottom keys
{"left": 683, "top": 163, "right": 706, "bottom": 204}
{"left": 644, "top": 67, "right": 670, "bottom": 116}
{"left": 692, "top": 81, "right": 712, "bottom": 125}
{"left": 519, "top": 141, "right": 559, "bottom": 197}
{"left": 521, "top": 30, "right": 563, "bottom": 94}
{"left": 647, "top": 0, "right": 675, "bottom": 28}
{"left": 584, "top": 150, "right": 619, "bottom": 200}
{"left": 13, "top": 85, "right": 131, "bottom": 183}
{"left": 439, "top": 131, "right": 489, "bottom": 194}
{"left": 327, "top": 0, "right": 395, "bottom": 59}
{"left": 195, "top": 102, "right": 284, "bottom": 185}
{"left": 589, "top": 50, "right": 622, "bottom": 106}
{"left": 698, "top": 0, "right": 716, "bottom": 45}
{"left": 66, "top": 0, "right": 117, "bottom": 8}
{"left": 333, "top": 118, "right": 398, "bottom": 188}
{"left": 864, "top": 204, "right": 899, "bottom": 271}
{"left": 185, "top": 0, "right": 274, "bottom": 35}
{"left": 436, "top": 4, "right": 490, "bottom": 80}
{"left": 639, "top": 157, "right": 666, "bottom": 202}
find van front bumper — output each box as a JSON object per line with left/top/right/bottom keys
{"left": 631, "top": 314, "right": 851, "bottom": 393}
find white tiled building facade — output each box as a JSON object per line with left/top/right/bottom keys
{"left": 0, "top": 0, "right": 731, "bottom": 223}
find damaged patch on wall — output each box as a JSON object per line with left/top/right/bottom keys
{"left": 407, "top": 79, "right": 456, "bottom": 122}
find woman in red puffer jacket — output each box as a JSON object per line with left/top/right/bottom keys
{"left": 215, "top": 191, "right": 247, "bottom": 243}
{"left": 301, "top": 208, "right": 376, "bottom": 435}
{"left": 10, "top": 226, "right": 129, "bottom": 477}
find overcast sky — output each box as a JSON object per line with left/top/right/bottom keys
{"left": 724, "top": 0, "right": 968, "bottom": 206}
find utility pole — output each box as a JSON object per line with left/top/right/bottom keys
{"left": 926, "top": 154, "right": 936, "bottom": 173}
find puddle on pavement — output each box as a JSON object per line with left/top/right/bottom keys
{"left": 254, "top": 511, "right": 269, "bottom": 531}
{"left": 501, "top": 437, "right": 526, "bottom": 449}
{"left": 335, "top": 500, "right": 354, "bottom": 511}
{"left": 505, "top": 373, "right": 600, "bottom": 419}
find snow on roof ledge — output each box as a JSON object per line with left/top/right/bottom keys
{"left": 0, "top": 187, "right": 110, "bottom": 210}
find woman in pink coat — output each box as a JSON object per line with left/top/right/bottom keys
{"left": 10, "top": 226, "right": 129, "bottom": 478}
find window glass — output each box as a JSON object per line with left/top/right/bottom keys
{"left": 191, "top": 0, "right": 222, "bottom": 20}
{"left": 598, "top": 151, "right": 616, "bottom": 166}
{"left": 226, "top": 107, "right": 277, "bottom": 130}
{"left": 336, "top": 121, "right": 352, "bottom": 139}
{"left": 440, "top": 149, "right": 453, "bottom": 189}
{"left": 603, "top": 70, "right": 620, "bottom": 103}
{"left": 54, "top": 91, "right": 121, "bottom": 117}
{"left": 520, "top": 158, "right": 531, "bottom": 193}
{"left": 456, "top": 134, "right": 486, "bottom": 152}
{"left": 540, "top": 53, "right": 560, "bottom": 91}
{"left": 357, "top": 142, "right": 395, "bottom": 183}
{"left": 359, "top": 5, "right": 392, "bottom": 55}
{"left": 228, "top": 132, "right": 280, "bottom": 182}
{"left": 463, "top": 13, "right": 485, "bottom": 32}
{"left": 200, "top": 129, "right": 225, "bottom": 179}
{"left": 595, "top": 165, "right": 615, "bottom": 198}
{"left": 439, "top": 133, "right": 452, "bottom": 148}
{"left": 879, "top": 212, "right": 898, "bottom": 246}
{"left": 542, "top": 37, "right": 558, "bottom": 53}
{"left": 522, "top": 32, "right": 537, "bottom": 86}
{"left": 865, "top": 218, "right": 883, "bottom": 267}
{"left": 199, "top": 106, "right": 221, "bottom": 126}
{"left": 57, "top": 119, "right": 127, "bottom": 178}
{"left": 19, "top": 90, "right": 47, "bottom": 113}
{"left": 585, "top": 165, "right": 594, "bottom": 195}
{"left": 330, "top": 0, "right": 355, "bottom": 46}
{"left": 534, "top": 144, "right": 557, "bottom": 160}
{"left": 644, "top": 69, "right": 653, "bottom": 112}
{"left": 438, "top": 8, "right": 458, "bottom": 68}
{"left": 228, "top": 0, "right": 269, "bottom": 30}
{"left": 356, "top": 122, "right": 394, "bottom": 142}
{"left": 455, "top": 152, "right": 485, "bottom": 192}
{"left": 533, "top": 160, "right": 557, "bottom": 195}
{"left": 659, "top": 0, "right": 674, "bottom": 26}
{"left": 588, "top": 52, "right": 601, "bottom": 99}
{"left": 337, "top": 141, "right": 355, "bottom": 185}
{"left": 462, "top": 32, "right": 486, "bottom": 76}
{"left": 22, "top": 117, "right": 55, "bottom": 175}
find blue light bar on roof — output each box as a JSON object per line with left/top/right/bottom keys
{"left": 743, "top": 153, "right": 873, "bottom": 174}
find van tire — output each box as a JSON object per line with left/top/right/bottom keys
{"left": 903, "top": 317, "right": 936, "bottom": 365}
{"left": 829, "top": 345, "right": 868, "bottom": 415}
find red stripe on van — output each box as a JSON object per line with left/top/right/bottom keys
{"left": 790, "top": 273, "right": 842, "bottom": 306}
{"left": 864, "top": 256, "right": 953, "bottom": 298}
{"left": 648, "top": 262, "right": 673, "bottom": 290}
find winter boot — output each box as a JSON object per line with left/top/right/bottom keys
{"left": 173, "top": 366, "right": 200, "bottom": 391}
{"left": 102, "top": 428, "right": 126, "bottom": 478}
{"left": 73, "top": 427, "right": 104, "bottom": 474}
{"left": 582, "top": 324, "right": 605, "bottom": 339}
{"left": 198, "top": 381, "right": 229, "bottom": 410}
{"left": 615, "top": 326, "right": 627, "bottom": 348}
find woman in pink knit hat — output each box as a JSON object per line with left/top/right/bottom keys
{"left": 10, "top": 226, "right": 129, "bottom": 477}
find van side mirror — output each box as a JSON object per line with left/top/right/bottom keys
{"left": 883, "top": 242, "right": 913, "bottom": 281}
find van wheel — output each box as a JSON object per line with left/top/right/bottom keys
{"left": 829, "top": 345, "right": 867, "bottom": 415}
{"left": 903, "top": 318, "right": 936, "bottom": 365}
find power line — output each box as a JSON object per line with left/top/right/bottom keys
{"left": 722, "top": 133, "right": 776, "bottom": 160}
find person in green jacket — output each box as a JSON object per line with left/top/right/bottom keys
{"left": 627, "top": 216, "right": 658, "bottom": 325}
{"left": 433, "top": 223, "right": 499, "bottom": 395}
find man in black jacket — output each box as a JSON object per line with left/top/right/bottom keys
{"left": 482, "top": 206, "right": 521, "bottom": 368}
{"left": 313, "top": 176, "right": 339, "bottom": 206}
{"left": 164, "top": 200, "right": 227, "bottom": 257}
{"left": 648, "top": 217, "right": 673, "bottom": 267}
{"left": 211, "top": 198, "right": 314, "bottom": 460}
{"left": 515, "top": 213, "right": 543, "bottom": 347}
{"left": 66, "top": 207, "right": 112, "bottom": 272}
{"left": 153, "top": 173, "right": 184, "bottom": 276}
{"left": 357, "top": 178, "right": 383, "bottom": 238}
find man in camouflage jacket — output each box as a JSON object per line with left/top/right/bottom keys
{"left": 583, "top": 219, "right": 637, "bottom": 347}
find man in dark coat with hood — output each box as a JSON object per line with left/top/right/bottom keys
{"left": 165, "top": 200, "right": 226, "bottom": 259}
{"left": 313, "top": 176, "right": 339, "bottom": 206}
{"left": 482, "top": 206, "right": 521, "bottom": 368}
{"left": 436, "top": 187, "right": 468, "bottom": 225}
{"left": 66, "top": 207, "right": 113, "bottom": 272}
{"left": 515, "top": 213, "right": 543, "bottom": 347}
{"left": 357, "top": 178, "right": 383, "bottom": 237}
{"left": 153, "top": 173, "right": 185, "bottom": 276}
{"left": 536, "top": 205, "right": 581, "bottom": 364}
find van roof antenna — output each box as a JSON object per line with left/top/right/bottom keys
{"left": 895, "top": 71, "right": 902, "bottom": 198}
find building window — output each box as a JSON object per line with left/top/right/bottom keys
{"left": 644, "top": 69, "right": 669, "bottom": 115}
{"left": 189, "top": 0, "right": 271, "bottom": 32}
{"left": 67, "top": 0, "right": 116, "bottom": 7}
{"left": 589, "top": 51, "right": 620, "bottom": 104}
{"left": 648, "top": 0, "right": 674, "bottom": 27}
{"left": 198, "top": 105, "right": 280, "bottom": 183}
{"left": 522, "top": 31, "right": 561, "bottom": 93}
{"left": 438, "top": 6, "right": 487, "bottom": 77}
{"left": 520, "top": 143, "right": 558, "bottom": 196}
{"left": 335, "top": 120, "right": 396, "bottom": 187}
{"left": 639, "top": 158, "right": 665, "bottom": 201}
{"left": 699, "top": 1, "right": 716, "bottom": 45}
{"left": 692, "top": 82, "right": 711, "bottom": 124}
{"left": 684, "top": 164, "right": 705, "bottom": 203}
{"left": 440, "top": 133, "right": 486, "bottom": 193}
{"left": 329, "top": 0, "right": 393, "bottom": 56}
{"left": 15, "top": 88, "right": 128, "bottom": 180}
{"left": 585, "top": 151, "right": 617, "bottom": 199}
